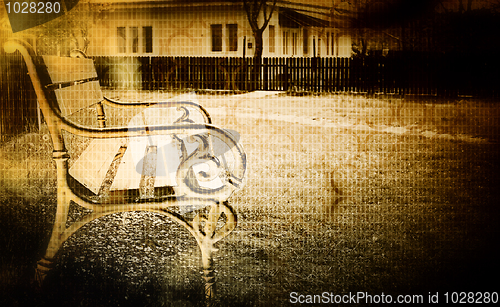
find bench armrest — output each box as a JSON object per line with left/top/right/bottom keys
{"left": 102, "top": 97, "right": 213, "bottom": 124}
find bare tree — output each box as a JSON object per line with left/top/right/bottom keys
{"left": 243, "top": 0, "right": 277, "bottom": 59}
{"left": 28, "top": 1, "right": 109, "bottom": 55}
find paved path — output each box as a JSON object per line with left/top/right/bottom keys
{"left": 231, "top": 90, "right": 284, "bottom": 99}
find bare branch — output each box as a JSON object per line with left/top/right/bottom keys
{"left": 242, "top": 0, "right": 278, "bottom": 58}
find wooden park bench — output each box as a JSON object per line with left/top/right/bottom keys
{"left": 4, "top": 38, "right": 246, "bottom": 302}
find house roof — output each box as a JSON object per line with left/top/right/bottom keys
{"left": 89, "top": 0, "right": 333, "bottom": 13}
{"left": 90, "top": 0, "right": 331, "bottom": 8}
{"left": 89, "top": 0, "right": 346, "bottom": 28}
{"left": 90, "top": 0, "right": 239, "bottom": 9}
{"left": 279, "top": 7, "right": 330, "bottom": 28}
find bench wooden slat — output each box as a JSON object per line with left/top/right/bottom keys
{"left": 139, "top": 145, "right": 157, "bottom": 198}
{"left": 69, "top": 138, "right": 124, "bottom": 194}
{"left": 111, "top": 137, "right": 149, "bottom": 191}
{"left": 154, "top": 136, "right": 181, "bottom": 187}
{"left": 110, "top": 136, "right": 183, "bottom": 191}
{"left": 42, "top": 55, "right": 97, "bottom": 83}
{"left": 54, "top": 81, "right": 103, "bottom": 117}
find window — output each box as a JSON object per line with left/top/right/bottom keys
{"left": 130, "top": 27, "right": 139, "bottom": 53}
{"left": 227, "top": 24, "right": 238, "bottom": 52}
{"left": 211, "top": 24, "right": 223, "bottom": 52}
{"left": 117, "top": 26, "right": 153, "bottom": 54}
{"left": 283, "top": 30, "right": 289, "bottom": 55}
{"left": 143, "top": 26, "right": 153, "bottom": 53}
{"left": 326, "top": 32, "right": 330, "bottom": 56}
{"left": 331, "top": 32, "right": 336, "bottom": 56}
{"left": 269, "top": 25, "right": 275, "bottom": 53}
{"left": 335, "top": 36, "right": 339, "bottom": 56}
{"left": 117, "top": 27, "right": 126, "bottom": 53}
{"left": 292, "top": 32, "right": 297, "bottom": 56}
{"left": 303, "top": 28, "right": 308, "bottom": 55}
{"left": 325, "top": 32, "right": 336, "bottom": 56}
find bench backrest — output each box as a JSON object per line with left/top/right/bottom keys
{"left": 41, "top": 55, "right": 104, "bottom": 118}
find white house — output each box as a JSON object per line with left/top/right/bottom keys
{"left": 87, "top": 0, "right": 352, "bottom": 58}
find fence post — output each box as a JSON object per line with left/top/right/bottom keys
{"left": 350, "top": 57, "right": 356, "bottom": 93}
{"left": 256, "top": 56, "right": 262, "bottom": 91}
{"left": 283, "top": 58, "right": 288, "bottom": 91}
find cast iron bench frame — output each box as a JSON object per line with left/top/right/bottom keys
{"left": 4, "top": 38, "right": 246, "bottom": 302}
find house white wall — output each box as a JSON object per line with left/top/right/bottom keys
{"left": 87, "top": 4, "right": 352, "bottom": 58}
{"left": 89, "top": 5, "right": 251, "bottom": 57}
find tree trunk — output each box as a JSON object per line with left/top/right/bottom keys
{"left": 254, "top": 30, "right": 264, "bottom": 59}
{"left": 250, "top": 30, "right": 264, "bottom": 90}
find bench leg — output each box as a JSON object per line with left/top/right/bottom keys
{"left": 192, "top": 201, "right": 237, "bottom": 305}
{"left": 35, "top": 257, "right": 54, "bottom": 285}
{"left": 34, "top": 201, "right": 71, "bottom": 285}
{"left": 201, "top": 242, "right": 216, "bottom": 302}
{"left": 34, "top": 181, "right": 236, "bottom": 306}
{"left": 35, "top": 154, "right": 72, "bottom": 286}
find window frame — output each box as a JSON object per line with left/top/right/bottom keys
{"left": 269, "top": 25, "right": 275, "bottom": 53}
{"left": 227, "top": 24, "right": 238, "bottom": 52}
{"left": 117, "top": 27, "right": 127, "bottom": 54}
{"left": 116, "top": 26, "right": 153, "bottom": 55}
{"left": 143, "top": 26, "right": 153, "bottom": 54}
{"left": 303, "top": 28, "right": 308, "bottom": 55}
{"left": 211, "top": 24, "right": 223, "bottom": 52}
{"left": 130, "top": 27, "right": 139, "bottom": 53}
{"left": 283, "top": 30, "right": 289, "bottom": 55}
